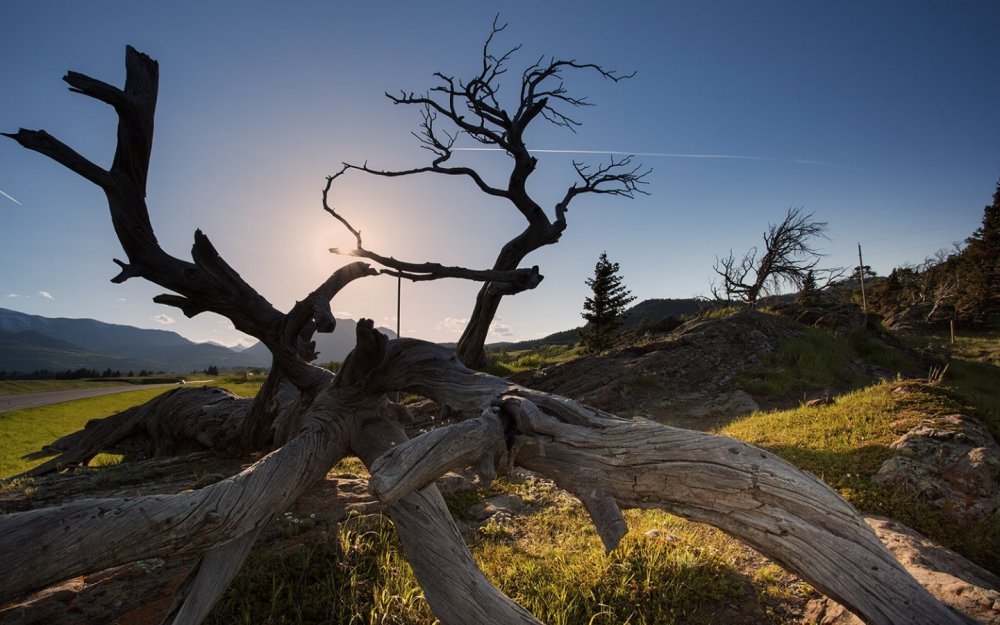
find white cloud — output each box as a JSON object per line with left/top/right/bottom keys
{"left": 6, "top": 293, "right": 26, "bottom": 299}
{"left": 152, "top": 313, "right": 175, "bottom": 325}
{"left": 333, "top": 310, "right": 353, "bottom": 318}
{"left": 435, "top": 317, "right": 469, "bottom": 333}
{"left": 118, "top": 297, "right": 127, "bottom": 302}
{"left": 38, "top": 291, "right": 54, "bottom": 300}
{"left": 489, "top": 317, "right": 514, "bottom": 338}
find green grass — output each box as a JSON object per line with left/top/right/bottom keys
{"left": 208, "top": 477, "right": 805, "bottom": 625}
{"left": 0, "top": 379, "right": 133, "bottom": 397}
{"left": 720, "top": 380, "right": 999, "bottom": 573}
{"left": 0, "top": 377, "right": 265, "bottom": 478}
{"left": 898, "top": 330, "right": 1000, "bottom": 439}
{"left": 736, "top": 327, "right": 917, "bottom": 398}
{"left": 0, "top": 375, "right": 194, "bottom": 397}
{"left": 485, "top": 344, "right": 585, "bottom": 377}
{"left": 0, "top": 387, "right": 180, "bottom": 478}
{"left": 699, "top": 305, "right": 743, "bottom": 320}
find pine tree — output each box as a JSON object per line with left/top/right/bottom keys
{"left": 797, "top": 269, "right": 821, "bottom": 306}
{"left": 580, "top": 251, "right": 636, "bottom": 352}
{"left": 960, "top": 179, "right": 1000, "bottom": 322}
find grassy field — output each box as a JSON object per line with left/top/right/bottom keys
{"left": 0, "top": 375, "right": 194, "bottom": 397}
{"left": 0, "top": 387, "right": 180, "bottom": 477}
{"left": 0, "top": 375, "right": 259, "bottom": 478}
{"left": 485, "top": 343, "right": 584, "bottom": 377}
{"left": 0, "top": 379, "right": 135, "bottom": 397}
{"left": 899, "top": 329, "right": 1000, "bottom": 438}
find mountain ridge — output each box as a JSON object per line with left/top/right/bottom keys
{"left": 0, "top": 308, "right": 394, "bottom": 373}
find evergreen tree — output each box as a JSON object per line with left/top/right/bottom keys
{"left": 960, "top": 178, "right": 1000, "bottom": 321}
{"left": 580, "top": 251, "right": 636, "bottom": 352}
{"left": 797, "top": 269, "right": 821, "bottom": 306}
{"left": 850, "top": 265, "right": 877, "bottom": 282}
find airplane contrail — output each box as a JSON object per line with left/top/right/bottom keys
{"left": 0, "top": 189, "right": 22, "bottom": 206}
{"left": 452, "top": 147, "right": 838, "bottom": 167}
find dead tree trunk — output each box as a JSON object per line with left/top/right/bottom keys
{"left": 0, "top": 44, "right": 973, "bottom": 625}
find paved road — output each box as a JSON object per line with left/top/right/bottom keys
{"left": 0, "top": 384, "right": 183, "bottom": 414}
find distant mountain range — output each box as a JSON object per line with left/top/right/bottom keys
{"left": 0, "top": 308, "right": 395, "bottom": 374}
{"left": 0, "top": 298, "right": 701, "bottom": 373}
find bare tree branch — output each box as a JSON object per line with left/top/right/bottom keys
{"left": 712, "top": 207, "right": 832, "bottom": 307}
{"left": 324, "top": 21, "right": 648, "bottom": 368}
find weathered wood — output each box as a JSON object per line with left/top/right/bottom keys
{"left": 351, "top": 407, "right": 542, "bottom": 625}
{"left": 19, "top": 387, "right": 252, "bottom": 477}
{"left": 367, "top": 339, "right": 971, "bottom": 625}
{"left": 369, "top": 409, "right": 506, "bottom": 504}
{"left": 5, "top": 44, "right": 972, "bottom": 625}
{"left": 0, "top": 390, "right": 349, "bottom": 603}
{"left": 505, "top": 398, "right": 972, "bottom": 625}
{"left": 162, "top": 528, "right": 262, "bottom": 625}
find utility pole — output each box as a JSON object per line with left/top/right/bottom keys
{"left": 395, "top": 273, "right": 402, "bottom": 403}
{"left": 857, "top": 242, "right": 868, "bottom": 314}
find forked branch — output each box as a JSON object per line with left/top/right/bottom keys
{"left": 4, "top": 46, "right": 376, "bottom": 391}
{"left": 322, "top": 20, "right": 648, "bottom": 367}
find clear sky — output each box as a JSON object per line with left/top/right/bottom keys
{"left": 2, "top": 1, "right": 998, "bottom": 347}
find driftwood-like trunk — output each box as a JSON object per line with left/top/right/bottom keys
{"left": 0, "top": 45, "right": 974, "bottom": 625}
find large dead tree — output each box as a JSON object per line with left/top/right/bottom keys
{"left": 0, "top": 44, "right": 973, "bottom": 625}
{"left": 325, "top": 18, "right": 650, "bottom": 369}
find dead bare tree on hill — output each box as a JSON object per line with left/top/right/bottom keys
{"left": 0, "top": 38, "right": 971, "bottom": 625}
{"left": 712, "top": 207, "right": 839, "bottom": 307}
{"left": 326, "top": 18, "right": 650, "bottom": 370}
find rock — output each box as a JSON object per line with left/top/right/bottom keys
{"left": 465, "top": 494, "right": 525, "bottom": 522}
{"left": 804, "top": 395, "right": 833, "bottom": 408}
{"left": 676, "top": 389, "right": 760, "bottom": 421}
{"left": 804, "top": 516, "right": 1000, "bottom": 624}
{"left": 434, "top": 471, "right": 479, "bottom": 496}
{"left": 771, "top": 302, "right": 871, "bottom": 335}
{"left": 513, "top": 310, "right": 797, "bottom": 425}
{"left": 875, "top": 414, "right": 1000, "bottom": 524}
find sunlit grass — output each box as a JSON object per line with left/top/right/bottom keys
{"left": 0, "top": 387, "right": 180, "bottom": 478}
{"left": 898, "top": 330, "right": 1000, "bottom": 438}
{"left": 485, "top": 344, "right": 585, "bottom": 377}
{"left": 0, "top": 378, "right": 262, "bottom": 478}
{"left": 720, "top": 380, "right": 999, "bottom": 572}
{"left": 209, "top": 478, "right": 805, "bottom": 625}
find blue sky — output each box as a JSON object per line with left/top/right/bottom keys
{"left": 2, "top": 1, "right": 998, "bottom": 347}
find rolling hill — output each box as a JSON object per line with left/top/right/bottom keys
{"left": 0, "top": 308, "right": 394, "bottom": 374}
